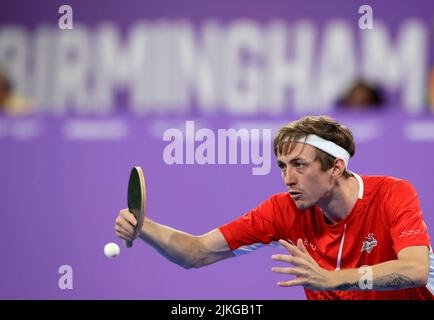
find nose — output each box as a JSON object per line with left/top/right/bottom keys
{"left": 283, "top": 166, "right": 296, "bottom": 187}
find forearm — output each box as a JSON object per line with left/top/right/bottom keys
{"left": 138, "top": 217, "right": 201, "bottom": 268}
{"left": 332, "top": 259, "right": 428, "bottom": 291}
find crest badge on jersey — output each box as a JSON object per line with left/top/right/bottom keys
{"left": 361, "top": 233, "right": 378, "bottom": 253}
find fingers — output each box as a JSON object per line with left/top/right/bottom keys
{"left": 279, "top": 239, "right": 304, "bottom": 258}
{"left": 120, "top": 209, "right": 138, "bottom": 227}
{"left": 271, "top": 267, "right": 307, "bottom": 277}
{"left": 278, "top": 239, "right": 295, "bottom": 252}
{"left": 297, "top": 238, "right": 309, "bottom": 254}
{"left": 115, "top": 223, "right": 133, "bottom": 238}
{"left": 271, "top": 254, "right": 308, "bottom": 268}
{"left": 115, "top": 228, "right": 134, "bottom": 241}
{"left": 296, "top": 238, "right": 319, "bottom": 266}
{"left": 115, "top": 209, "right": 138, "bottom": 241}
{"left": 273, "top": 239, "right": 323, "bottom": 290}
{"left": 115, "top": 216, "right": 135, "bottom": 234}
{"left": 277, "top": 278, "right": 306, "bottom": 287}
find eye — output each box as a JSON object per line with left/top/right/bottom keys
{"left": 294, "top": 162, "right": 305, "bottom": 169}
{"left": 278, "top": 163, "right": 286, "bottom": 171}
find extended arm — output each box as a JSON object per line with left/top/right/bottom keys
{"left": 115, "top": 209, "right": 234, "bottom": 269}
{"left": 272, "top": 239, "right": 429, "bottom": 291}
{"left": 332, "top": 245, "right": 429, "bottom": 290}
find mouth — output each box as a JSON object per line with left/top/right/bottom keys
{"left": 289, "top": 191, "right": 303, "bottom": 200}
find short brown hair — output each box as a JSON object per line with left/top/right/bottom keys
{"left": 273, "top": 116, "right": 355, "bottom": 178}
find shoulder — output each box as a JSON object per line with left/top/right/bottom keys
{"left": 266, "top": 192, "right": 303, "bottom": 221}
{"left": 361, "top": 175, "right": 420, "bottom": 221}
{"left": 268, "top": 192, "right": 296, "bottom": 210}
{"left": 379, "top": 176, "right": 416, "bottom": 196}
{"left": 361, "top": 175, "right": 417, "bottom": 198}
{"left": 269, "top": 192, "right": 291, "bottom": 202}
{"left": 252, "top": 192, "right": 298, "bottom": 218}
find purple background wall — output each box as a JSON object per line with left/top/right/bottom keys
{"left": 1, "top": 0, "right": 434, "bottom": 300}
{"left": 1, "top": 112, "right": 433, "bottom": 300}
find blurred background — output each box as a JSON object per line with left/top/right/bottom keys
{"left": 0, "top": 0, "right": 433, "bottom": 299}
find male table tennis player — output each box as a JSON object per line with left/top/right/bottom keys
{"left": 115, "top": 115, "right": 434, "bottom": 299}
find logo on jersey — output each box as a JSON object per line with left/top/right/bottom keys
{"left": 361, "top": 233, "right": 377, "bottom": 253}
{"left": 399, "top": 228, "right": 425, "bottom": 238}
{"left": 286, "top": 238, "right": 319, "bottom": 251}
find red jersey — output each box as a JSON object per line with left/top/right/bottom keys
{"left": 218, "top": 174, "right": 434, "bottom": 300}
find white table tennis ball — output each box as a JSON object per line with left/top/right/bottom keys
{"left": 104, "top": 242, "right": 120, "bottom": 258}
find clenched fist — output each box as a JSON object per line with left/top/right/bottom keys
{"left": 115, "top": 209, "right": 139, "bottom": 242}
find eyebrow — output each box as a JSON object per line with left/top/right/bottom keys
{"left": 277, "top": 157, "right": 308, "bottom": 165}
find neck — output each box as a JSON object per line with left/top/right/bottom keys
{"left": 318, "top": 175, "right": 359, "bottom": 224}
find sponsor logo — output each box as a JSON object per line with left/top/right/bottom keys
{"left": 361, "top": 233, "right": 377, "bottom": 253}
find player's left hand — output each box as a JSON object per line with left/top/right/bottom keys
{"left": 271, "top": 239, "right": 335, "bottom": 291}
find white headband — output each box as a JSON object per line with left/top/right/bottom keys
{"left": 297, "top": 134, "right": 350, "bottom": 168}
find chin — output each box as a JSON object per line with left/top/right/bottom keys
{"left": 295, "top": 201, "right": 313, "bottom": 210}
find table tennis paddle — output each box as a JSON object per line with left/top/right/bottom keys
{"left": 125, "top": 166, "right": 146, "bottom": 248}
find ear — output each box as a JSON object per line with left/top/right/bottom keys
{"left": 331, "top": 158, "right": 346, "bottom": 178}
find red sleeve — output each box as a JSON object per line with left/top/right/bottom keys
{"left": 386, "top": 180, "right": 431, "bottom": 254}
{"left": 218, "top": 193, "right": 296, "bottom": 253}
